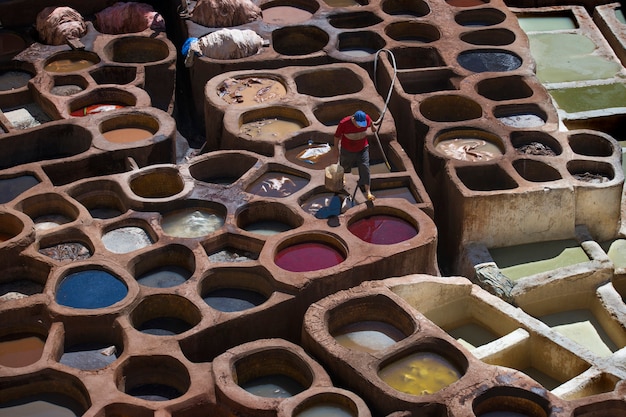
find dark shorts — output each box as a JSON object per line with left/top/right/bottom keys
{"left": 340, "top": 146, "right": 370, "bottom": 186}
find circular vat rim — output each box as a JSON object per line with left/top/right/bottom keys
{"left": 460, "top": 27, "right": 516, "bottom": 46}
{"left": 271, "top": 25, "right": 329, "bottom": 56}
{"left": 454, "top": 8, "right": 507, "bottom": 26}
{"left": 103, "top": 35, "right": 174, "bottom": 64}
{"left": 510, "top": 130, "right": 563, "bottom": 156}
{"left": 336, "top": 30, "right": 387, "bottom": 57}
{"left": 128, "top": 165, "right": 186, "bottom": 200}
{"left": 273, "top": 232, "right": 348, "bottom": 272}
{"left": 381, "top": 0, "right": 430, "bottom": 17}
{"left": 100, "top": 218, "right": 157, "bottom": 254}
{"left": 98, "top": 112, "right": 160, "bottom": 144}
{"left": 50, "top": 74, "right": 90, "bottom": 96}
{"left": 419, "top": 94, "right": 483, "bottom": 123}
{"left": 129, "top": 293, "right": 203, "bottom": 337}
{"left": 294, "top": 66, "right": 365, "bottom": 98}
{"left": 66, "top": 178, "right": 130, "bottom": 220}
{"left": 67, "top": 86, "right": 141, "bottom": 116}
{"left": 345, "top": 205, "right": 420, "bottom": 245}
{"left": 566, "top": 159, "right": 616, "bottom": 184}
{"left": 188, "top": 151, "right": 259, "bottom": 185}
{"left": 13, "top": 192, "right": 80, "bottom": 231}
{"left": 476, "top": 75, "right": 533, "bottom": 101}
{"left": 279, "top": 387, "right": 370, "bottom": 417}
{"left": 376, "top": 336, "right": 470, "bottom": 396}
{"left": 114, "top": 354, "right": 191, "bottom": 402}
{"left": 236, "top": 200, "right": 304, "bottom": 234}
{"left": 572, "top": 398, "right": 626, "bottom": 417}
{"left": 493, "top": 103, "right": 547, "bottom": 128}
{"left": 432, "top": 127, "right": 506, "bottom": 158}
{"left": 0, "top": 209, "right": 33, "bottom": 247}
{"left": 512, "top": 158, "right": 562, "bottom": 183}
{"left": 472, "top": 385, "right": 552, "bottom": 417}
{"left": 200, "top": 232, "right": 264, "bottom": 264}
{"left": 50, "top": 263, "right": 133, "bottom": 312}
{"left": 327, "top": 292, "right": 418, "bottom": 343}
{"left": 0, "top": 256, "right": 51, "bottom": 301}
{"left": 568, "top": 131, "right": 617, "bottom": 158}
{"left": 199, "top": 265, "right": 276, "bottom": 313}
{"left": 128, "top": 243, "right": 196, "bottom": 288}
{"left": 384, "top": 21, "right": 440, "bottom": 43}
{"left": 42, "top": 50, "right": 101, "bottom": 73}
{"left": 0, "top": 369, "right": 91, "bottom": 414}
{"left": 239, "top": 105, "right": 311, "bottom": 134}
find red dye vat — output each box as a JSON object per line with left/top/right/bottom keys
{"left": 70, "top": 104, "right": 125, "bottom": 117}
{"left": 349, "top": 215, "right": 417, "bottom": 245}
{"left": 275, "top": 242, "right": 345, "bottom": 272}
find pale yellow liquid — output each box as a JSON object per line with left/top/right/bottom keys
{"left": 44, "top": 58, "right": 95, "bottom": 73}
{"left": 379, "top": 352, "right": 461, "bottom": 395}
{"left": 435, "top": 138, "right": 503, "bottom": 161}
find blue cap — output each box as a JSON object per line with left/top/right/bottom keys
{"left": 353, "top": 110, "right": 367, "bottom": 127}
{"left": 182, "top": 37, "right": 198, "bottom": 57}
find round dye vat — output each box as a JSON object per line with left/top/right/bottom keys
{"left": 0, "top": 70, "right": 31, "bottom": 91}
{"left": 127, "top": 384, "right": 182, "bottom": 401}
{"left": 137, "top": 317, "right": 192, "bottom": 336}
{"left": 435, "top": 138, "right": 503, "bottom": 161}
{"left": 56, "top": 270, "right": 127, "bottom": 309}
{"left": 33, "top": 214, "right": 72, "bottom": 231}
{"left": 102, "top": 127, "right": 154, "bottom": 143}
{"left": 457, "top": 50, "right": 522, "bottom": 73}
{"left": 333, "top": 321, "right": 405, "bottom": 353}
{"left": 89, "top": 206, "right": 123, "bottom": 219}
{"left": 70, "top": 103, "right": 125, "bottom": 117}
{"left": 0, "top": 32, "right": 26, "bottom": 57}
{"left": 263, "top": 6, "right": 313, "bottom": 24}
{"left": 38, "top": 242, "right": 91, "bottom": 261}
{"left": 240, "top": 374, "right": 305, "bottom": 398}
{"left": 0, "top": 175, "right": 39, "bottom": 204}
{"left": 218, "top": 77, "right": 287, "bottom": 106}
{"left": 136, "top": 266, "right": 191, "bottom": 288}
{"left": 497, "top": 114, "right": 544, "bottom": 128}
{"left": 44, "top": 58, "right": 96, "bottom": 73}
{"left": 101, "top": 226, "right": 153, "bottom": 254}
{"left": 243, "top": 220, "right": 292, "bottom": 236}
{"left": 349, "top": 215, "right": 417, "bottom": 245}
{"left": 161, "top": 208, "right": 224, "bottom": 238}
{"left": 60, "top": 343, "right": 118, "bottom": 370}
{"left": 340, "top": 47, "right": 377, "bottom": 57}
{"left": 203, "top": 288, "right": 267, "bottom": 312}
{"left": 379, "top": 351, "right": 461, "bottom": 395}
{"left": 240, "top": 117, "right": 305, "bottom": 141}
{"left": 0, "top": 334, "right": 45, "bottom": 367}
{"left": 297, "top": 404, "right": 353, "bottom": 417}
{"left": 275, "top": 242, "right": 345, "bottom": 272}
{"left": 0, "top": 279, "right": 44, "bottom": 300}
{"left": 247, "top": 172, "right": 308, "bottom": 197}
{"left": 50, "top": 84, "right": 84, "bottom": 96}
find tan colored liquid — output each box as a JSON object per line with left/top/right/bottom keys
{"left": 218, "top": 77, "right": 286, "bottom": 106}
{"left": 102, "top": 127, "right": 154, "bottom": 143}
{"left": 262, "top": 6, "right": 313, "bottom": 25}
{"left": 435, "top": 138, "right": 503, "bottom": 161}
{"left": 44, "top": 58, "right": 95, "bottom": 73}
{"left": 379, "top": 352, "right": 461, "bottom": 395}
{"left": 240, "top": 118, "right": 304, "bottom": 141}
{"left": 0, "top": 335, "right": 45, "bottom": 367}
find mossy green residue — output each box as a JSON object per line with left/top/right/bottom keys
{"left": 550, "top": 83, "right": 626, "bottom": 113}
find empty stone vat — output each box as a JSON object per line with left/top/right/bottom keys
{"left": 420, "top": 95, "right": 482, "bottom": 122}
{"left": 59, "top": 321, "right": 124, "bottom": 371}
{"left": 454, "top": 8, "right": 507, "bottom": 27}
{"left": 381, "top": 0, "right": 430, "bottom": 17}
{"left": 0, "top": 30, "right": 28, "bottom": 61}
{"left": 89, "top": 65, "right": 138, "bottom": 85}
{"left": 397, "top": 69, "right": 461, "bottom": 94}
{"left": 568, "top": 132, "right": 617, "bottom": 158}
{"left": 329, "top": 11, "right": 382, "bottom": 28}
{"left": 130, "top": 244, "right": 195, "bottom": 288}
{"left": 0, "top": 210, "right": 30, "bottom": 244}
{"left": 385, "top": 21, "right": 440, "bottom": 43}
{"left": 237, "top": 201, "right": 303, "bottom": 236}
{"left": 512, "top": 159, "right": 562, "bottom": 183}
{"left": 212, "top": 339, "right": 332, "bottom": 415}
{"left": 104, "top": 36, "right": 171, "bottom": 64}
{"left": 295, "top": 67, "right": 363, "bottom": 97}
{"left": 476, "top": 75, "right": 533, "bottom": 101}
{"left": 49, "top": 74, "right": 88, "bottom": 97}
{"left": 43, "top": 51, "right": 100, "bottom": 73}
{"left": 271, "top": 26, "right": 329, "bottom": 56}
{"left": 114, "top": 355, "right": 190, "bottom": 401}
{"left": 391, "top": 46, "right": 445, "bottom": 69}
{"left": 189, "top": 151, "right": 258, "bottom": 186}
{"left": 472, "top": 386, "right": 551, "bottom": 417}
{"left": 68, "top": 178, "right": 129, "bottom": 219}
{"left": 460, "top": 28, "right": 517, "bottom": 46}
{"left": 202, "top": 233, "right": 262, "bottom": 263}
{"left": 15, "top": 193, "right": 79, "bottom": 231}
{"left": 336, "top": 31, "right": 386, "bottom": 58}
{"left": 0, "top": 256, "right": 50, "bottom": 301}
{"left": 200, "top": 266, "right": 274, "bottom": 313}
{"left": 455, "top": 164, "right": 518, "bottom": 191}
{"left": 131, "top": 294, "right": 201, "bottom": 336}
{"left": 314, "top": 100, "right": 380, "bottom": 127}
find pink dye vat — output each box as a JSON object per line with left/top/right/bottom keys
{"left": 275, "top": 242, "right": 345, "bottom": 272}
{"left": 348, "top": 215, "right": 417, "bottom": 244}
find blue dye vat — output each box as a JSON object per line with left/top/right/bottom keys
{"left": 137, "top": 317, "right": 192, "bottom": 335}
{"left": 56, "top": 270, "right": 127, "bottom": 309}
{"left": 457, "top": 50, "right": 522, "bottom": 73}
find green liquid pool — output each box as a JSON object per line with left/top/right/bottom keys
{"left": 517, "top": 15, "right": 577, "bottom": 32}
{"left": 550, "top": 83, "right": 626, "bottom": 114}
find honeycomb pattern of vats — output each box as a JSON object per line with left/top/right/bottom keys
{"left": 0, "top": 22, "right": 177, "bottom": 131}
{"left": 303, "top": 274, "right": 626, "bottom": 416}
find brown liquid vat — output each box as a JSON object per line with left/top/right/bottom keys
{"left": 128, "top": 165, "right": 187, "bottom": 200}
{"left": 187, "top": 151, "right": 259, "bottom": 186}
{"left": 129, "top": 293, "right": 203, "bottom": 337}
{"left": 236, "top": 201, "right": 304, "bottom": 236}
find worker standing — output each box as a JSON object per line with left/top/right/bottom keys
{"left": 333, "top": 110, "right": 377, "bottom": 201}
